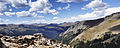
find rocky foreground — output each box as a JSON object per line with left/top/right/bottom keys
{"left": 0, "top": 34, "right": 72, "bottom": 48}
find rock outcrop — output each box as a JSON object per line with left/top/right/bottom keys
{"left": 0, "top": 33, "right": 73, "bottom": 48}
{"left": 0, "top": 34, "right": 6, "bottom": 48}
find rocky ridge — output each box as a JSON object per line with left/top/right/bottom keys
{"left": 0, "top": 33, "right": 72, "bottom": 48}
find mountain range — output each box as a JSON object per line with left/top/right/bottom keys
{"left": 0, "top": 12, "right": 120, "bottom": 48}
{"left": 0, "top": 23, "right": 70, "bottom": 39}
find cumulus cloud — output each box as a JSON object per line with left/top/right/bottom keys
{"left": 0, "top": 0, "right": 58, "bottom": 15}
{"left": 0, "top": 0, "right": 29, "bottom": 12}
{"left": 9, "top": 9, "right": 12, "bottom": 11}
{"left": 0, "top": 2, "right": 8, "bottom": 12}
{"left": 57, "top": 0, "right": 88, "bottom": 3}
{"left": 0, "top": 13, "right": 4, "bottom": 16}
{"left": 53, "top": 17, "right": 59, "bottom": 20}
{"left": 17, "top": 19, "right": 48, "bottom": 24}
{"left": 48, "top": 9, "right": 59, "bottom": 15}
{"left": 10, "top": 0, "right": 29, "bottom": 8}
{"left": 62, "top": 7, "right": 120, "bottom": 22}
{"left": 29, "top": 0, "right": 59, "bottom": 15}
{"left": 29, "top": 0, "right": 52, "bottom": 12}
{"left": 16, "top": 6, "right": 120, "bottom": 24}
{"left": 57, "top": 4, "right": 70, "bottom": 10}
{"left": 37, "top": 9, "right": 59, "bottom": 15}
{"left": 4, "top": 12, "right": 16, "bottom": 17}
{"left": 82, "top": 0, "right": 109, "bottom": 11}
{"left": 0, "top": 18, "right": 9, "bottom": 22}
{"left": 3, "top": 11, "right": 44, "bottom": 18}
{"left": 105, "top": 7, "right": 120, "bottom": 16}
{"left": 29, "top": 7, "right": 120, "bottom": 24}
{"left": 16, "top": 11, "right": 30, "bottom": 17}
{"left": 16, "top": 11, "right": 44, "bottom": 18}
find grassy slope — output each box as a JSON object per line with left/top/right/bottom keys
{"left": 70, "top": 13, "right": 120, "bottom": 44}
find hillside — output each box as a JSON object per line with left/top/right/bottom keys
{"left": 71, "top": 32, "right": 120, "bottom": 48}
{"left": 57, "top": 12, "right": 120, "bottom": 48}
{"left": 69, "top": 12, "right": 120, "bottom": 47}
{"left": 71, "top": 12, "right": 120, "bottom": 42}
{"left": 58, "top": 17, "right": 104, "bottom": 43}
{"left": 0, "top": 24, "right": 69, "bottom": 39}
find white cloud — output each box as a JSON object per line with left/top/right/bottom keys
{"left": 0, "top": 2, "right": 8, "bottom": 12}
{"left": 0, "top": 0, "right": 58, "bottom": 15}
{"left": 29, "top": 0, "right": 59, "bottom": 15}
{"left": 19, "top": 21, "right": 30, "bottom": 24}
{"left": 82, "top": 0, "right": 109, "bottom": 11}
{"left": 81, "top": 8, "right": 86, "bottom": 10}
{"left": 0, "top": 18, "right": 9, "bottom": 22}
{"left": 53, "top": 17, "right": 59, "bottom": 20}
{"left": 29, "top": 0, "right": 52, "bottom": 12}
{"left": 16, "top": 11, "right": 44, "bottom": 18}
{"left": 16, "top": 6, "right": 120, "bottom": 24}
{"left": 18, "top": 19, "right": 47, "bottom": 24}
{"left": 9, "top": 9, "right": 12, "bottom": 11}
{"left": 16, "top": 7, "right": 120, "bottom": 24}
{"left": 57, "top": 4, "right": 70, "bottom": 10}
{"left": 31, "top": 19, "right": 62, "bottom": 24}
{"left": 10, "top": 0, "right": 29, "bottom": 8}
{"left": 16, "top": 11, "right": 30, "bottom": 17}
{"left": 32, "top": 12, "right": 45, "bottom": 18}
{"left": 105, "top": 7, "right": 120, "bottom": 16}
{"left": 39, "top": 7, "right": 120, "bottom": 24}
{"left": 37, "top": 9, "right": 59, "bottom": 15}
{"left": 32, "top": 20, "right": 47, "bottom": 23}
{"left": 0, "top": 13, "right": 4, "bottom": 16}
{"left": 63, "top": 7, "right": 120, "bottom": 22}
{"left": 49, "top": 9, "right": 59, "bottom": 15}
{"left": 0, "top": 0, "right": 29, "bottom": 12}
{"left": 70, "top": 11, "right": 104, "bottom": 20}
{"left": 57, "top": 0, "right": 88, "bottom": 3}
{"left": 4, "top": 12, "right": 16, "bottom": 17}
{"left": 35, "top": 16, "right": 45, "bottom": 18}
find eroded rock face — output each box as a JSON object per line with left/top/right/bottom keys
{"left": 0, "top": 34, "right": 6, "bottom": 48}
{"left": 0, "top": 33, "right": 73, "bottom": 48}
{"left": 0, "top": 40, "right": 6, "bottom": 48}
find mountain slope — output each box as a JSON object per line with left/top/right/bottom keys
{"left": 71, "top": 12, "right": 120, "bottom": 42}
{"left": 0, "top": 24, "right": 69, "bottom": 39}
{"left": 71, "top": 32, "right": 120, "bottom": 48}
{"left": 58, "top": 17, "right": 104, "bottom": 43}
{"left": 69, "top": 12, "right": 120, "bottom": 47}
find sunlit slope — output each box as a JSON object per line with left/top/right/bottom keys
{"left": 71, "top": 12, "right": 120, "bottom": 43}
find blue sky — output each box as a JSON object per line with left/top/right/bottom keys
{"left": 0, "top": 0, "right": 120, "bottom": 24}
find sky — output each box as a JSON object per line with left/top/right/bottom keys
{"left": 0, "top": 0, "right": 120, "bottom": 24}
